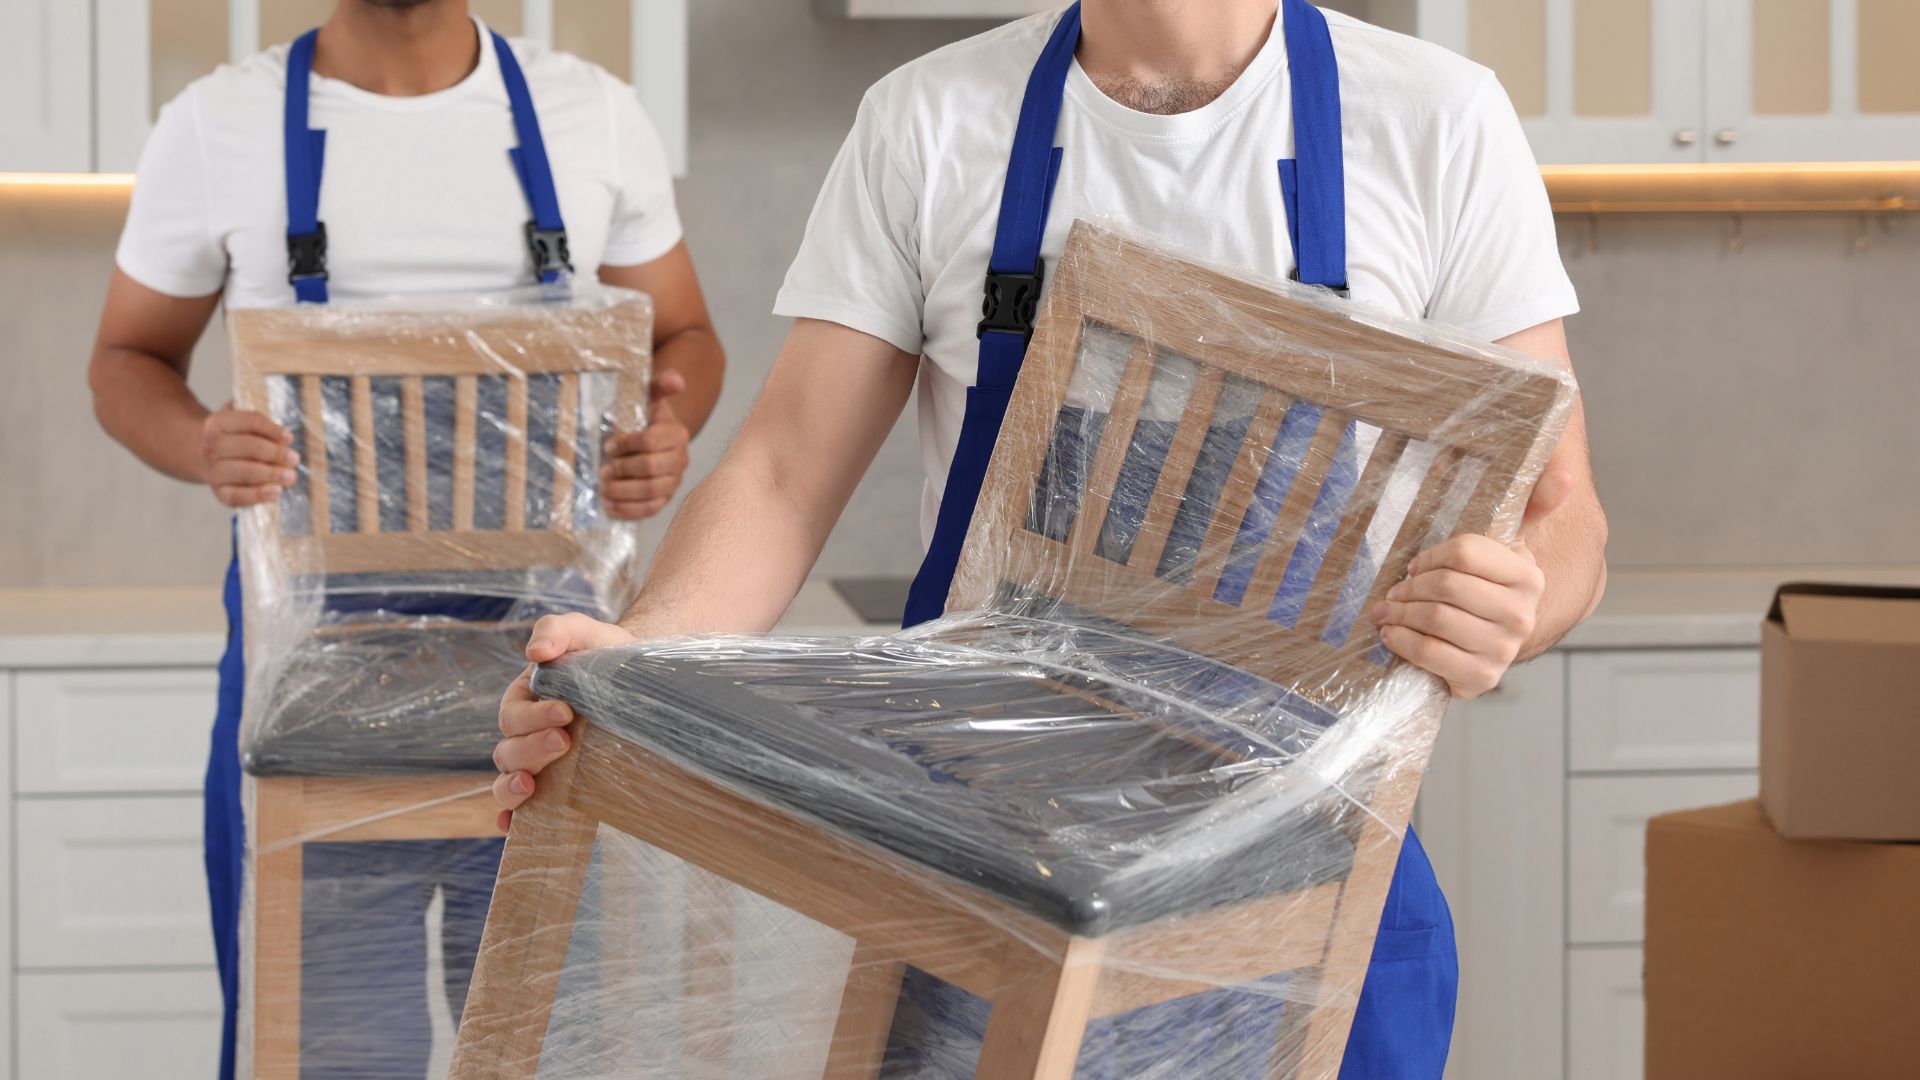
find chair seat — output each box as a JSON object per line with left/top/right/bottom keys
{"left": 530, "top": 615, "right": 1360, "bottom": 937}
{"left": 242, "top": 620, "right": 530, "bottom": 777}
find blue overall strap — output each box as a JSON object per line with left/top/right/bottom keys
{"left": 901, "top": 2, "right": 1080, "bottom": 628}
{"left": 492, "top": 30, "right": 573, "bottom": 284}
{"left": 1280, "top": 0, "right": 1348, "bottom": 293}
{"left": 283, "top": 29, "right": 330, "bottom": 303}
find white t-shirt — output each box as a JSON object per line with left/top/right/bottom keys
{"left": 774, "top": 6, "right": 1578, "bottom": 546}
{"left": 117, "top": 16, "right": 682, "bottom": 309}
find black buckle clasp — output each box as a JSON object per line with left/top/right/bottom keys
{"left": 525, "top": 222, "right": 574, "bottom": 279}
{"left": 287, "top": 222, "right": 329, "bottom": 285}
{"left": 1289, "top": 267, "right": 1350, "bottom": 300}
{"left": 977, "top": 259, "right": 1045, "bottom": 341}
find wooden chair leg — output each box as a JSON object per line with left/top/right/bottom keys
{"left": 822, "top": 943, "right": 905, "bottom": 1080}
{"left": 448, "top": 793, "right": 597, "bottom": 1080}
{"left": 251, "top": 779, "right": 305, "bottom": 1080}
{"left": 974, "top": 938, "right": 1105, "bottom": 1080}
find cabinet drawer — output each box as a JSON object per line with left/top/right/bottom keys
{"left": 17, "top": 796, "right": 213, "bottom": 968}
{"left": 15, "top": 667, "right": 217, "bottom": 794}
{"left": 1567, "top": 948, "right": 1645, "bottom": 1080}
{"left": 1569, "top": 650, "right": 1760, "bottom": 772}
{"left": 1568, "top": 774, "right": 1756, "bottom": 944}
{"left": 17, "top": 970, "right": 223, "bottom": 1080}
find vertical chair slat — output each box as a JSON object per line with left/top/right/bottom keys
{"left": 551, "top": 373, "right": 580, "bottom": 530}
{"left": 1343, "top": 446, "right": 1466, "bottom": 651}
{"left": 1184, "top": 390, "right": 1293, "bottom": 598}
{"left": 402, "top": 377, "right": 429, "bottom": 532}
{"left": 1235, "top": 406, "right": 1349, "bottom": 617}
{"left": 505, "top": 376, "right": 529, "bottom": 531}
{"left": 300, "top": 376, "right": 331, "bottom": 536}
{"left": 350, "top": 375, "right": 379, "bottom": 534}
{"left": 453, "top": 375, "right": 478, "bottom": 532}
{"left": 1064, "top": 337, "right": 1158, "bottom": 556}
{"left": 1295, "top": 431, "right": 1410, "bottom": 639}
{"left": 1124, "top": 367, "right": 1230, "bottom": 574}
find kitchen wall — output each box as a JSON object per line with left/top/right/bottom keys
{"left": 0, "top": 1, "right": 1914, "bottom": 591}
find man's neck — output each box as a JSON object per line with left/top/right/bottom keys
{"left": 1078, "top": 0, "right": 1279, "bottom": 114}
{"left": 313, "top": 0, "right": 478, "bottom": 97}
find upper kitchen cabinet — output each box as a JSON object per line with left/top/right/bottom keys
{"left": 1703, "top": 0, "right": 1920, "bottom": 162}
{"left": 0, "top": 0, "right": 93, "bottom": 171}
{"left": 30, "top": 0, "right": 686, "bottom": 175}
{"left": 1394, "top": 0, "right": 1920, "bottom": 162}
{"left": 816, "top": 0, "right": 1049, "bottom": 15}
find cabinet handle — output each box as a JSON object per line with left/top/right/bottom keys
{"left": 1715, "top": 128, "right": 1739, "bottom": 146}
{"left": 1673, "top": 128, "right": 1698, "bottom": 146}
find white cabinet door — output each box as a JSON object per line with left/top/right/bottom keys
{"left": 15, "top": 667, "right": 217, "bottom": 794}
{"left": 1704, "top": 0, "right": 1920, "bottom": 162}
{"left": 16, "top": 796, "right": 214, "bottom": 969}
{"left": 17, "top": 970, "right": 224, "bottom": 1080}
{"left": 1411, "top": 0, "right": 1708, "bottom": 163}
{"left": 1567, "top": 948, "right": 1645, "bottom": 1080}
{"left": 1567, "top": 650, "right": 1760, "bottom": 773}
{"left": 0, "top": 0, "right": 93, "bottom": 170}
{"left": 1416, "top": 656, "right": 1566, "bottom": 1080}
{"left": 1566, "top": 774, "right": 1756, "bottom": 945}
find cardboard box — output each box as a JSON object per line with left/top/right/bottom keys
{"left": 1761, "top": 583, "right": 1920, "bottom": 840}
{"left": 1645, "top": 800, "right": 1920, "bottom": 1080}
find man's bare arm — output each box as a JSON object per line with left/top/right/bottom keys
{"left": 1497, "top": 319, "right": 1609, "bottom": 658}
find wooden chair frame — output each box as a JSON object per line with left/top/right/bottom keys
{"left": 450, "top": 223, "right": 1572, "bottom": 1079}
{"left": 228, "top": 297, "right": 652, "bottom": 1080}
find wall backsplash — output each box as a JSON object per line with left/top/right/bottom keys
{"left": 1, "top": 3, "right": 1914, "bottom": 591}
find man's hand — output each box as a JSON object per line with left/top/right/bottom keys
{"left": 201, "top": 402, "right": 298, "bottom": 507}
{"left": 600, "top": 369, "right": 692, "bottom": 520}
{"left": 1372, "top": 466, "right": 1573, "bottom": 699}
{"left": 492, "top": 613, "right": 637, "bottom": 831}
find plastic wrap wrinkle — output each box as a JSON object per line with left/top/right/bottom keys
{"left": 452, "top": 222, "right": 1576, "bottom": 1080}
{"left": 229, "top": 282, "right": 652, "bottom": 1080}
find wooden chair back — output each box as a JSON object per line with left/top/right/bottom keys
{"left": 229, "top": 297, "right": 652, "bottom": 575}
{"left": 954, "top": 221, "right": 1573, "bottom": 714}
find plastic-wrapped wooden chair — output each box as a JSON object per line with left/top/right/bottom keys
{"left": 228, "top": 291, "right": 651, "bottom": 1080}
{"left": 450, "top": 223, "right": 1573, "bottom": 1079}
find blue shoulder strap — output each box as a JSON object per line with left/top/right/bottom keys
{"left": 281, "top": 26, "right": 573, "bottom": 303}
{"left": 283, "top": 30, "right": 330, "bottom": 304}
{"left": 1280, "top": 0, "right": 1347, "bottom": 293}
{"left": 902, "top": 0, "right": 1346, "bottom": 627}
{"left": 901, "top": 2, "right": 1080, "bottom": 628}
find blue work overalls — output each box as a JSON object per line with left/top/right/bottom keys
{"left": 205, "top": 27, "right": 575, "bottom": 1079}
{"left": 897, "top": 3, "right": 1458, "bottom": 1076}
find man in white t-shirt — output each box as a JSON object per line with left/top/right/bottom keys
{"left": 85, "top": 2, "right": 724, "bottom": 1077}
{"left": 494, "top": 1, "right": 1607, "bottom": 1075}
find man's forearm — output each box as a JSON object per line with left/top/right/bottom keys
{"left": 615, "top": 445, "right": 825, "bottom": 640}
{"left": 1518, "top": 494, "right": 1608, "bottom": 661}
{"left": 89, "top": 347, "right": 211, "bottom": 483}
{"left": 655, "top": 326, "right": 724, "bottom": 437}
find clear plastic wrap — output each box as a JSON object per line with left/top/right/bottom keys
{"left": 228, "top": 283, "right": 652, "bottom": 1078}
{"left": 451, "top": 220, "right": 1577, "bottom": 1080}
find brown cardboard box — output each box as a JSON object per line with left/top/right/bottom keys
{"left": 1761, "top": 583, "right": 1920, "bottom": 839}
{"left": 1645, "top": 800, "right": 1920, "bottom": 1080}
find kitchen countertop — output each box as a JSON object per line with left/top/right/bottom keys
{"left": 3, "top": 565, "right": 1917, "bottom": 667}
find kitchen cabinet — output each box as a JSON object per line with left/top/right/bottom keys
{"left": 1402, "top": 0, "right": 1920, "bottom": 162}
{"left": 16, "top": 971, "right": 224, "bottom": 1080}
{"left": 1423, "top": 645, "right": 1766, "bottom": 1080}
{"left": 15, "top": 0, "right": 687, "bottom": 174}
{"left": 0, "top": 0, "right": 93, "bottom": 171}
{"left": 817, "top": 0, "right": 1049, "bottom": 15}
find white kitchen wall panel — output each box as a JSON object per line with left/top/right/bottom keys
{"left": 16, "top": 970, "right": 223, "bottom": 1080}
{"left": 1567, "top": 773, "right": 1757, "bottom": 945}
{"left": 15, "top": 795, "right": 213, "bottom": 969}
{"left": 0, "top": 0, "right": 93, "bottom": 170}
{"left": 1567, "top": 649, "right": 1761, "bottom": 773}
{"left": 14, "top": 668, "right": 217, "bottom": 794}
